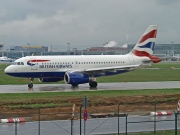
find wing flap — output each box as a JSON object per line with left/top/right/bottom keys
{"left": 56, "top": 65, "right": 140, "bottom": 74}
{"left": 84, "top": 65, "right": 140, "bottom": 72}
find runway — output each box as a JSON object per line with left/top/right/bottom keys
{"left": 0, "top": 81, "right": 180, "bottom": 93}
{"left": 1, "top": 115, "right": 180, "bottom": 135}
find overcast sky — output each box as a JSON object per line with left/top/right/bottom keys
{"left": 0, "top": 0, "right": 180, "bottom": 51}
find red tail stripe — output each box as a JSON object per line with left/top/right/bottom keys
{"left": 139, "top": 30, "right": 157, "bottom": 43}
{"left": 132, "top": 50, "right": 162, "bottom": 63}
{"left": 29, "top": 60, "right": 50, "bottom": 62}
{"left": 132, "top": 50, "right": 150, "bottom": 57}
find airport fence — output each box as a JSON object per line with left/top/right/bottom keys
{"left": 0, "top": 101, "right": 180, "bottom": 135}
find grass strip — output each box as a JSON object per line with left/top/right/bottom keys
{"left": 9, "top": 103, "right": 57, "bottom": 109}
{"left": 0, "top": 88, "right": 180, "bottom": 103}
{"left": 119, "top": 130, "right": 180, "bottom": 135}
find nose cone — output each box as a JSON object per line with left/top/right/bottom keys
{"left": 4, "top": 66, "right": 13, "bottom": 75}
{"left": 4, "top": 67, "right": 9, "bottom": 73}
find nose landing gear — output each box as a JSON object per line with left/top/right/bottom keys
{"left": 28, "top": 78, "right": 34, "bottom": 88}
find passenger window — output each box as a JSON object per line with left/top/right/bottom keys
{"left": 17, "top": 62, "right": 20, "bottom": 65}
{"left": 21, "top": 62, "right": 24, "bottom": 65}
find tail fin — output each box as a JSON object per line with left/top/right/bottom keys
{"left": 130, "top": 25, "right": 157, "bottom": 56}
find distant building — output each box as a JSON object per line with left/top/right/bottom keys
{"left": 87, "top": 45, "right": 128, "bottom": 55}
{"left": 128, "top": 43, "right": 180, "bottom": 55}
{"left": 10, "top": 46, "right": 48, "bottom": 52}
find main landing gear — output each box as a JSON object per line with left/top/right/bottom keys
{"left": 89, "top": 81, "right": 97, "bottom": 88}
{"left": 28, "top": 78, "right": 34, "bottom": 88}
{"left": 71, "top": 81, "right": 98, "bottom": 88}
{"left": 71, "top": 84, "right": 79, "bottom": 87}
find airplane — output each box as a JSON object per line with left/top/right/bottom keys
{"left": 4, "top": 25, "right": 162, "bottom": 88}
{"left": 0, "top": 56, "right": 15, "bottom": 63}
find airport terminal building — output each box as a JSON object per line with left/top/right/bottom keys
{"left": 10, "top": 46, "right": 48, "bottom": 52}
{"left": 1, "top": 43, "right": 180, "bottom": 60}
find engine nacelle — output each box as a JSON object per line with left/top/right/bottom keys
{"left": 64, "top": 72, "right": 89, "bottom": 85}
{"left": 38, "top": 78, "right": 63, "bottom": 82}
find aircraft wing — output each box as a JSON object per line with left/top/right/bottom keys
{"left": 57, "top": 64, "right": 141, "bottom": 74}
{"left": 84, "top": 64, "right": 140, "bottom": 72}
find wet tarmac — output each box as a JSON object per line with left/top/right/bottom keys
{"left": 0, "top": 81, "right": 180, "bottom": 93}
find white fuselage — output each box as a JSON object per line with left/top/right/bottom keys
{"left": 4, "top": 54, "right": 149, "bottom": 78}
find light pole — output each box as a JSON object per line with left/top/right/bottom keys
{"left": 6, "top": 49, "right": 9, "bottom": 57}
{"left": 27, "top": 43, "right": 30, "bottom": 56}
{"left": 67, "top": 43, "right": 70, "bottom": 55}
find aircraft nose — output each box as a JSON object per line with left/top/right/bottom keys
{"left": 4, "top": 66, "right": 12, "bottom": 74}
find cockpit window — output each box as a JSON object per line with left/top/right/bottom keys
{"left": 11, "top": 62, "right": 24, "bottom": 65}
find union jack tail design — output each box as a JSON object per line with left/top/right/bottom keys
{"left": 131, "top": 25, "right": 157, "bottom": 56}
{"left": 130, "top": 25, "right": 161, "bottom": 63}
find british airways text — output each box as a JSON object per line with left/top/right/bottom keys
{"left": 39, "top": 64, "right": 72, "bottom": 68}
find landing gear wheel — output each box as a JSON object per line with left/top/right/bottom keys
{"left": 71, "top": 84, "right": 79, "bottom": 87}
{"left": 28, "top": 83, "right": 33, "bottom": 88}
{"left": 89, "top": 81, "right": 97, "bottom": 88}
{"left": 28, "top": 77, "right": 34, "bottom": 88}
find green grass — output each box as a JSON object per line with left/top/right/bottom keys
{"left": 119, "top": 130, "right": 180, "bottom": 135}
{"left": 0, "top": 89, "right": 179, "bottom": 103}
{"left": 1, "top": 62, "right": 180, "bottom": 84}
{"left": 10, "top": 103, "right": 57, "bottom": 109}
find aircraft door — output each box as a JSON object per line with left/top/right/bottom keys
{"left": 128, "top": 56, "right": 135, "bottom": 65}
{"left": 75, "top": 61, "right": 79, "bottom": 67}
{"left": 30, "top": 58, "right": 38, "bottom": 70}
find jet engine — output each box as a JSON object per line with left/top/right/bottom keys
{"left": 38, "top": 78, "right": 63, "bottom": 82}
{"left": 64, "top": 72, "right": 89, "bottom": 86}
